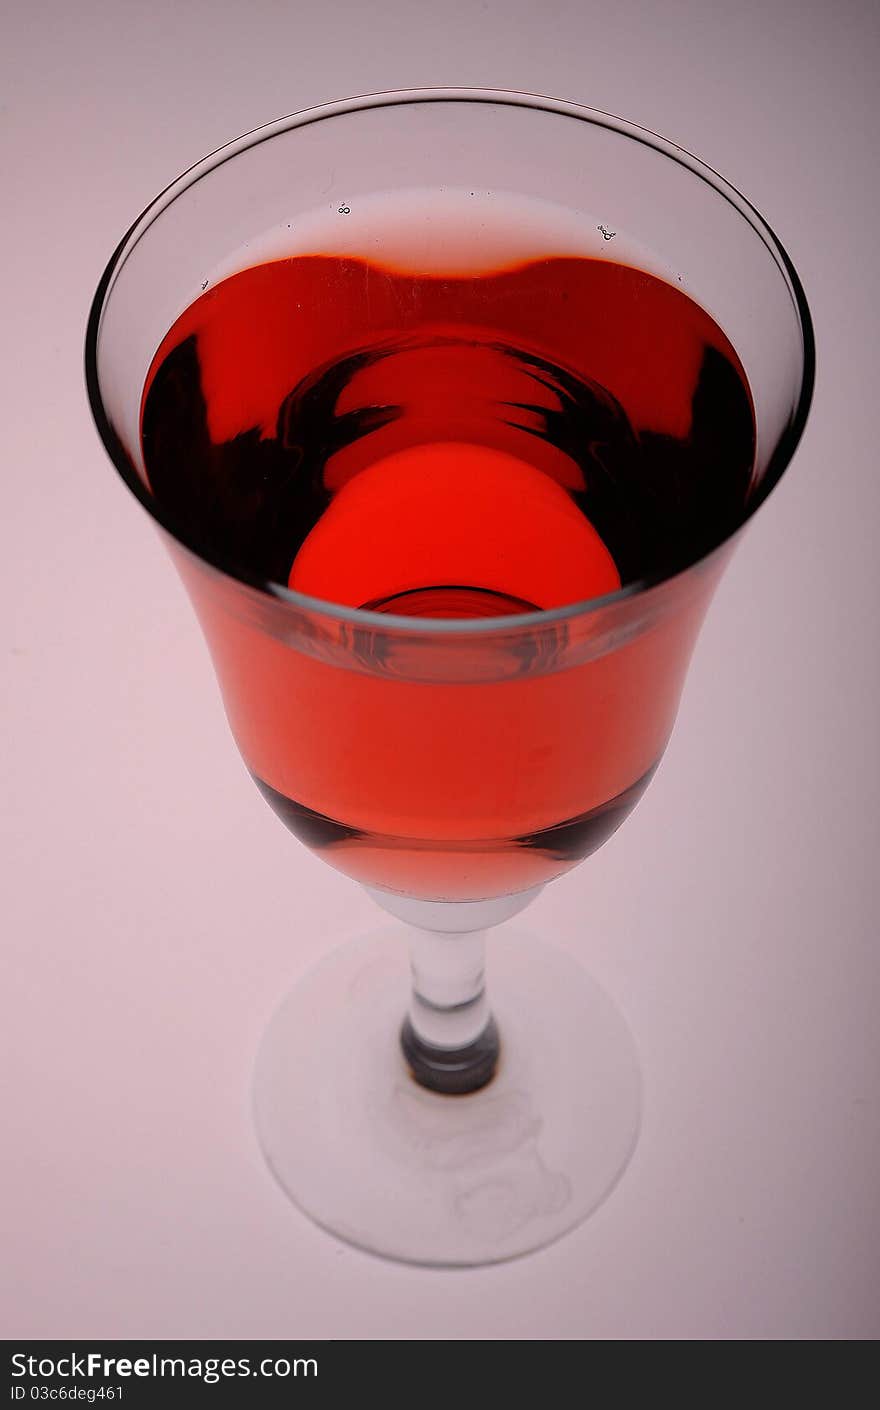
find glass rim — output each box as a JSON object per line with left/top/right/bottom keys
{"left": 84, "top": 85, "right": 815, "bottom": 636}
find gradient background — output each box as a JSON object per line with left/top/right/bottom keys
{"left": 2, "top": 0, "right": 878, "bottom": 1341}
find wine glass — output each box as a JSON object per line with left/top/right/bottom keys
{"left": 85, "top": 89, "right": 814, "bottom": 1265}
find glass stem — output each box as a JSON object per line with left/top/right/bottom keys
{"left": 364, "top": 885, "right": 543, "bottom": 1095}
{"left": 401, "top": 927, "right": 499, "bottom": 1095}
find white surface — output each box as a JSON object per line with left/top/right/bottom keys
{"left": 2, "top": 0, "right": 878, "bottom": 1339}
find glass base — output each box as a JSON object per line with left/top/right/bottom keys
{"left": 252, "top": 925, "right": 641, "bottom": 1266}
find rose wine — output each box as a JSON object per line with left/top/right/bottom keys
{"left": 141, "top": 238, "right": 755, "bottom": 899}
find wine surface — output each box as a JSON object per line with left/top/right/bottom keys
{"left": 142, "top": 250, "right": 755, "bottom": 615}
{"left": 140, "top": 238, "right": 755, "bottom": 899}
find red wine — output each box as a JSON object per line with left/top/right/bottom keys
{"left": 143, "top": 253, "right": 753, "bottom": 607}
{"left": 141, "top": 244, "right": 754, "bottom": 898}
